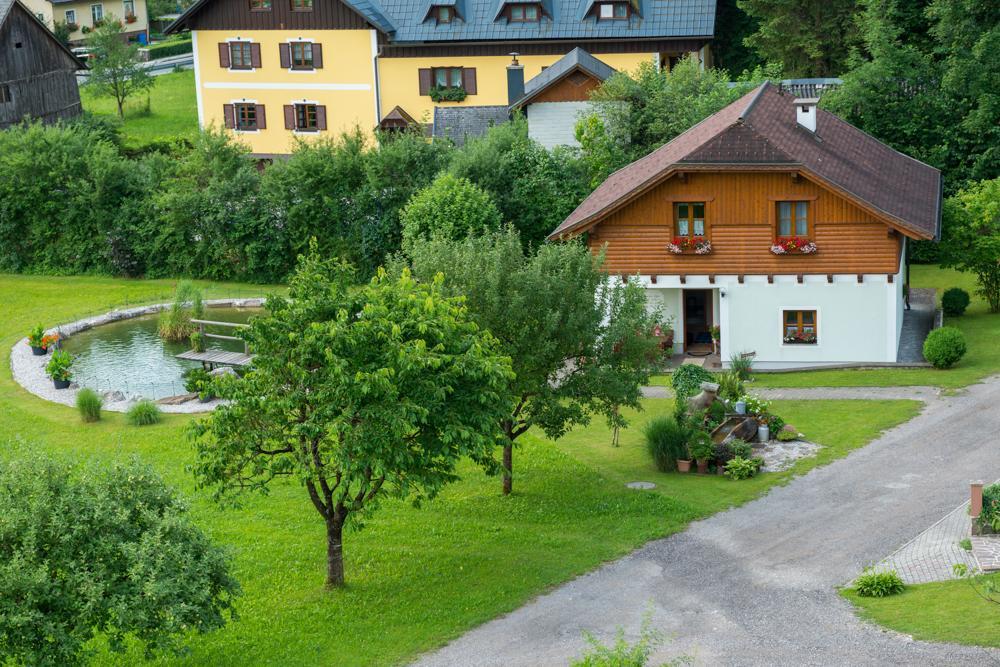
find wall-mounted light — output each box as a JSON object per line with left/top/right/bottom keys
{"left": 720, "top": 289, "right": 727, "bottom": 298}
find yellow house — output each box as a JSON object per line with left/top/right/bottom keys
{"left": 22, "top": 0, "right": 149, "bottom": 44}
{"left": 167, "top": 0, "right": 717, "bottom": 156}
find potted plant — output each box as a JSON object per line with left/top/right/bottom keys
{"left": 710, "top": 325, "right": 720, "bottom": 354}
{"left": 676, "top": 445, "right": 692, "bottom": 473}
{"left": 46, "top": 350, "right": 73, "bottom": 389}
{"left": 27, "top": 325, "right": 47, "bottom": 355}
{"left": 690, "top": 436, "right": 714, "bottom": 475}
{"left": 42, "top": 333, "right": 60, "bottom": 352}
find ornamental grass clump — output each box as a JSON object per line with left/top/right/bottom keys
{"left": 76, "top": 388, "right": 103, "bottom": 422}
{"left": 126, "top": 399, "right": 162, "bottom": 426}
{"left": 158, "top": 281, "right": 204, "bottom": 342}
{"left": 854, "top": 568, "right": 905, "bottom": 597}
{"left": 643, "top": 416, "right": 690, "bottom": 472}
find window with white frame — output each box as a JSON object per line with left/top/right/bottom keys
{"left": 65, "top": 9, "right": 76, "bottom": 24}
{"left": 91, "top": 4, "right": 103, "bottom": 23}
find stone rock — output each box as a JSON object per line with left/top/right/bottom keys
{"left": 209, "top": 366, "right": 238, "bottom": 377}
{"left": 782, "top": 424, "right": 797, "bottom": 433}
{"left": 102, "top": 390, "right": 126, "bottom": 402}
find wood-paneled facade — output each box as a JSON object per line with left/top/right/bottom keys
{"left": 0, "top": 0, "right": 82, "bottom": 129}
{"left": 586, "top": 171, "right": 903, "bottom": 276}
{"left": 179, "top": 0, "right": 369, "bottom": 30}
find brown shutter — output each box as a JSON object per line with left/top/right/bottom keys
{"left": 311, "top": 43, "right": 323, "bottom": 69}
{"left": 256, "top": 104, "right": 266, "bottom": 129}
{"left": 462, "top": 68, "right": 477, "bottom": 95}
{"left": 223, "top": 104, "right": 235, "bottom": 129}
{"left": 279, "top": 43, "right": 291, "bottom": 69}
{"left": 250, "top": 43, "right": 261, "bottom": 68}
{"left": 218, "top": 42, "right": 230, "bottom": 68}
{"left": 418, "top": 68, "right": 432, "bottom": 95}
{"left": 316, "top": 105, "right": 327, "bottom": 131}
{"left": 283, "top": 105, "right": 295, "bottom": 130}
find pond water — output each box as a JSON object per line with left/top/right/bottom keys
{"left": 61, "top": 307, "right": 261, "bottom": 400}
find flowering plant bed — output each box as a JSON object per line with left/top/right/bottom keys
{"left": 770, "top": 237, "right": 817, "bottom": 254}
{"left": 667, "top": 236, "right": 712, "bottom": 255}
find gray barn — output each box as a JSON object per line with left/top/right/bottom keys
{"left": 0, "top": 0, "right": 82, "bottom": 129}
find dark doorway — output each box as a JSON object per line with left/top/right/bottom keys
{"left": 683, "top": 289, "right": 713, "bottom": 353}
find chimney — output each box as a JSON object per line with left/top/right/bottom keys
{"left": 507, "top": 52, "right": 524, "bottom": 106}
{"left": 795, "top": 97, "right": 819, "bottom": 133}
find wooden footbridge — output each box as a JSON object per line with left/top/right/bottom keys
{"left": 175, "top": 319, "right": 254, "bottom": 369}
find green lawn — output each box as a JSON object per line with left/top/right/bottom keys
{"left": 80, "top": 70, "right": 198, "bottom": 150}
{"left": 0, "top": 274, "right": 921, "bottom": 665}
{"left": 652, "top": 265, "right": 999, "bottom": 390}
{"left": 843, "top": 575, "right": 1000, "bottom": 648}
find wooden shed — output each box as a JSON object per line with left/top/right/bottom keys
{"left": 0, "top": 0, "right": 83, "bottom": 129}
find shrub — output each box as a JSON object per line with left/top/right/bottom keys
{"left": 727, "top": 438, "right": 753, "bottom": 459}
{"left": 922, "top": 326, "right": 967, "bottom": 369}
{"left": 980, "top": 482, "right": 1000, "bottom": 532}
{"left": 400, "top": 173, "right": 502, "bottom": 252}
{"left": 725, "top": 456, "right": 763, "bottom": 480}
{"left": 717, "top": 370, "right": 744, "bottom": 402}
{"left": 688, "top": 433, "right": 714, "bottom": 462}
{"left": 76, "top": 388, "right": 103, "bottom": 422}
{"left": 705, "top": 399, "right": 727, "bottom": 429}
{"left": 643, "top": 416, "right": 690, "bottom": 471}
{"left": 670, "top": 364, "right": 714, "bottom": 400}
{"left": 728, "top": 351, "right": 754, "bottom": 381}
{"left": 126, "top": 399, "right": 162, "bottom": 426}
{"left": 776, "top": 429, "right": 799, "bottom": 442}
{"left": 854, "top": 568, "right": 905, "bottom": 597}
{"left": 767, "top": 413, "right": 786, "bottom": 434}
{"left": 741, "top": 393, "right": 771, "bottom": 416}
{"left": 45, "top": 350, "right": 73, "bottom": 381}
{"left": 941, "top": 287, "right": 971, "bottom": 316}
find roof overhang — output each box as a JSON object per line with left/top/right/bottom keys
{"left": 549, "top": 164, "right": 938, "bottom": 242}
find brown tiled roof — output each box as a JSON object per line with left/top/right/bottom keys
{"left": 549, "top": 82, "right": 942, "bottom": 240}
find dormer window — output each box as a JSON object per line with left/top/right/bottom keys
{"left": 598, "top": 2, "right": 629, "bottom": 19}
{"left": 435, "top": 6, "right": 453, "bottom": 22}
{"left": 508, "top": 3, "right": 541, "bottom": 22}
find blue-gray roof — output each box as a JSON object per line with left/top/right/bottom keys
{"left": 511, "top": 47, "right": 614, "bottom": 108}
{"left": 432, "top": 105, "right": 510, "bottom": 145}
{"left": 372, "top": 0, "right": 715, "bottom": 43}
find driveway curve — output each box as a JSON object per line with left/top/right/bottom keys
{"left": 416, "top": 378, "right": 1000, "bottom": 666}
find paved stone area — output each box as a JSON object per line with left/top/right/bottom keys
{"left": 415, "top": 378, "right": 1000, "bottom": 666}
{"left": 877, "top": 501, "right": 977, "bottom": 584}
{"left": 897, "top": 289, "right": 937, "bottom": 363}
{"left": 757, "top": 438, "right": 821, "bottom": 472}
{"left": 972, "top": 536, "right": 1000, "bottom": 572}
{"left": 9, "top": 298, "right": 263, "bottom": 413}
{"left": 642, "top": 384, "right": 942, "bottom": 403}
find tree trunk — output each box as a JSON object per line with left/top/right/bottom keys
{"left": 325, "top": 517, "right": 345, "bottom": 588}
{"left": 502, "top": 443, "right": 512, "bottom": 496}
{"left": 117, "top": 97, "right": 124, "bottom": 118}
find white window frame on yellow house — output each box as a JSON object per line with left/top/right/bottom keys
{"left": 231, "top": 98, "right": 261, "bottom": 134}
{"left": 90, "top": 4, "right": 103, "bottom": 24}
{"left": 64, "top": 9, "right": 76, "bottom": 24}
{"left": 291, "top": 99, "right": 321, "bottom": 135}
{"left": 224, "top": 37, "right": 257, "bottom": 73}
{"left": 287, "top": 38, "right": 317, "bottom": 74}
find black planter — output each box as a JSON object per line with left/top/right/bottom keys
{"left": 31, "top": 346, "right": 47, "bottom": 356}
{"left": 52, "top": 378, "right": 71, "bottom": 390}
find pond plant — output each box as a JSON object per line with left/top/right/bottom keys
{"left": 126, "top": 399, "right": 162, "bottom": 426}
{"left": 45, "top": 350, "right": 73, "bottom": 389}
{"left": 158, "top": 281, "right": 204, "bottom": 342}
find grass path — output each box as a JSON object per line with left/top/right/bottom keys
{"left": 0, "top": 274, "right": 921, "bottom": 665}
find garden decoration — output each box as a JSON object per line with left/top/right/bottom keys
{"left": 686, "top": 381, "right": 720, "bottom": 415}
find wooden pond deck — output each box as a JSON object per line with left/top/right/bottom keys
{"left": 175, "top": 319, "right": 253, "bottom": 369}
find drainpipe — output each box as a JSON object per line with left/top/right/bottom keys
{"left": 371, "top": 35, "right": 383, "bottom": 126}
{"left": 904, "top": 237, "right": 911, "bottom": 310}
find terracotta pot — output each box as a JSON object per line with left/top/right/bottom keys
{"left": 676, "top": 459, "right": 692, "bottom": 473}
{"left": 696, "top": 459, "right": 709, "bottom": 474}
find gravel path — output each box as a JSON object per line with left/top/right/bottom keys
{"left": 9, "top": 299, "right": 263, "bottom": 414}
{"left": 415, "top": 378, "right": 1000, "bottom": 666}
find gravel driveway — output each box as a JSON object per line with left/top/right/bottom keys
{"left": 415, "top": 378, "right": 1000, "bottom": 666}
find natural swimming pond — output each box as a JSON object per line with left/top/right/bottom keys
{"left": 61, "top": 307, "right": 261, "bottom": 400}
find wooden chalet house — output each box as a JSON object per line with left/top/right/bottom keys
{"left": 550, "top": 83, "right": 943, "bottom": 369}
{"left": 164, "top": 0, "right": 717, "bottom": 157}
{"left": 0, "top": 0, "right": 83, "bottom": 130}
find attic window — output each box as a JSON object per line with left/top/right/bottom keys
{"left": 598, "top": 2, "right": 629, "bottom": 19}
{"left": 434, "top": 6, "right": 453, "bottom": 22}
{"left": 507, "top": 3, "right": 541, "bottom": 22}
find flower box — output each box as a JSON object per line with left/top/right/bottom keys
{"left": 429, "top": 85, "right": 467, "bottom": 103}
{"left": 783, "top": 332, "right": 817, "bottom": 344}
{"left": 667, "top": 236, "right": 712, "bottom": 255}
{"left": 125, "top": 14, "right": 137, "bottom": 22}
{"left": 770, "top": 237, "right": 817, "bottom": 255}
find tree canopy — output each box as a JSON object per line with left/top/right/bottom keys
{"left": 400, "top": 173, "right": 502, "bottom": 252}
{"left": 86, "top": 19, "right": 154, "bottom": 118}
{"left": 405, "top": 227, "right": 663, "bottom": 494}
{"left": 0, "top": 452, "right": 239, "bottom": 666}
{"left": 192, "top": 247, "right": 514, "bottom": 587}
{"left": 939, "top": 177, "right": 1000, "bottom": 313}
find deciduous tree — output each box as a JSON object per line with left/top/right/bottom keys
{"left": 86, "top": 18, "right": 154, "bottom": 118}
{"left": 406, "top": 227, "right": 663, "bottom": 495}
{"left": 192, "top": 247, "right": 514, "bottom": 587}
{"left": 400, "top": 173, "right": 502, "bottom": 252}
{"left": 0, "top": 452, "right": 239, "bottom": 666}
{"left": 939, "top": 178, "right": 1000, "bottom": 313}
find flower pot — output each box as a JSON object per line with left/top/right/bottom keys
{"left": 31, "top": 345, "right": 47, "bottom": 356}
{"left": 696, "top": 459, "right": 709, "bottom": 474}
{"left": 757, "top": 425, "right": 770, "bottom": 443}
{"left": 676, "top": 459, "right": 692, "bottom": 473}
{"left": 52, "top": 378, "right": 71, "bottom": 390}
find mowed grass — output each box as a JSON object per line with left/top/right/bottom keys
{"left": 652, "top": 265, "right": 999, "bottom": 390}
{"left": 80, "top": 69, "right": 198, "bottom": 149}
{"left": 842, "top": 575, "right": 1000, "bottom": 648}
{"left": 0, "top": 274, "right": 921, "bottom": 665}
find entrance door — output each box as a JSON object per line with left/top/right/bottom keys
{"left": 683, "top": 289, "right": 713, "bottom": 352}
